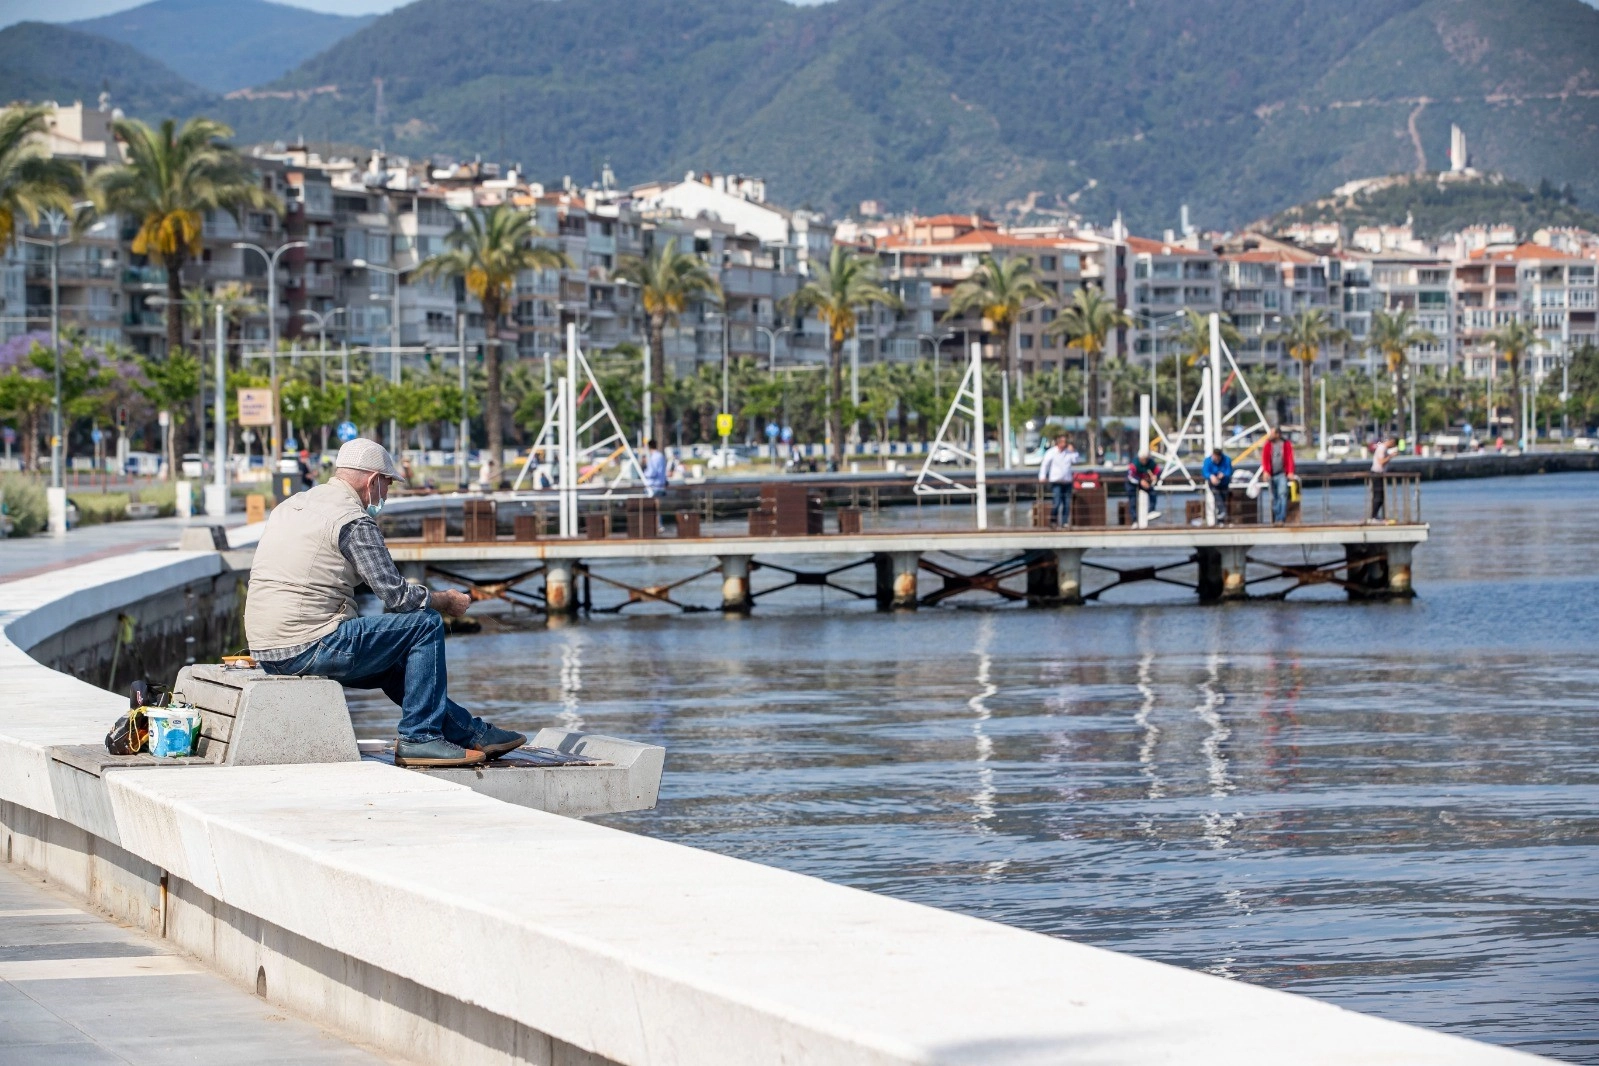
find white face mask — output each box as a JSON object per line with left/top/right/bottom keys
{"left": 365, "top": 475, "right": 387, "bottom": 518}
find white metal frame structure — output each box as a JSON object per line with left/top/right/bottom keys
{"left": 1149, "top": 313, "right": 1273, "bottom": 526}
{"left": 913, "top": 342, "right": 989, "bottom": 531}
{"left": 511, "top": 323, "right": 648, "bottom": 537}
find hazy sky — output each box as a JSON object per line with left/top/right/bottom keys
{"left": 0, "top": 0, "right": 833, "bottom": 28}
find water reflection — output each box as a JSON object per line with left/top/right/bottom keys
{"left": 341, "top": 472, "right": 1599, "bottom": 1063}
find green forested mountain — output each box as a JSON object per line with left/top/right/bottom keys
{"left": 5, "top": 0, "right": 1598, "bottom": 233}
{"left": 212, "top": 0, "right": 1599, "bottom": 231}
{"left": 1268, "top": 173, "right": 1599, "bottom": 240}
{"left": 0, "top": 21, "right": 210, "bottom": 117}
{"left": 72, "top": 0, "right": 375, "bottom": 94}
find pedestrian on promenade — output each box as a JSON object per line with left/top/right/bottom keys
{"left": 1038, "top": 433, "right": 1079, "bottom": 526}
{"left": 244, "top": 439, "right": 527, "bottom": 768}
{"left": 644, "top": 439, "right": 668, "bottom": 496}
{"left": 1261, "top": 426, "right": 1296, "bottom": 525}
{"left": 1370, "top": 435, "right": 1397, "bottom": 519}
{"left": 1126, "top": 450, "right": 1161, "bottom": 524}
{"left": 1202, "top": 447, "right": 1233, "bottom": 524}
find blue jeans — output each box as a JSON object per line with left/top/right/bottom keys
{"left": 260, "top": 611, "right": 484, "bottom": 744}
{"left": 1049, "top": 482, "right": 1072, "bottom": 526}
{"left": 1271, "top": 472, "right": 1288, "bottom": 523}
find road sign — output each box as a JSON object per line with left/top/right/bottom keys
{"left": 2, "top": 427, "right": 14, "bottom": 445}
{"left": 765, "top": 421, "right": 780, "bottom": 440}
{"left": 90, "top": 428, "right": 102, "bottom": 444}
{"left": 285, "top": 438, "right": 298, "bottom": 451}
{"left": 238, "top": 389, "right": 274, "bottom": 427}
{"left": 781, "top": 425, "right": 793, "bottom": 443}
{"left": 716, "top": 412, "right": 734, "bottom": 437}
{"left": 241, "top": 430, "right": 256, "bottom": 444}
{"left": 336, "top": 421, "right": 359, "bottom": 443}
{"left": 157, "top": 409, "right": 170, "bottom": 427}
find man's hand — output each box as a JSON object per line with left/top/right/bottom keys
{"left": 430, "top": 589, "right": 471, "bottom": 618}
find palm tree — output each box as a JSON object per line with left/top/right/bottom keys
{"left": 1047, "top": 285, "right": 1132, "bottom": 463}
{"left": 1274, "top": 308, "right": 1349, "bottom": 435}
{"left": 945, "top": 253, "right": 1051, "bottom": 462}
{"left": 1485, "top": 318, "right": 1541, "bottom": 446}
{"left": 944, "top": 254, "right": 1052, "bottom": 392}
{"left": 92, "top": 117, "right": 276, "bottom": 359}
{"left": 781, "top": 245, "right": 900, "bottom": 463}
{"left": 416, "top": 203, "right": 569, "bottom": 486}
{"left": 1367, "top": 308, "right": 1438, "bottom": 439}
{"left": 0, "top": 105, "right": 83, "bottom": 248}
{"left": 613, "top": 237, "right": 721, "bottom": 444}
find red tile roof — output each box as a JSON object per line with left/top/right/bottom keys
{"left": 1125, "top": 236, "right": 1208, "bottom": 257}
{"left": 1468, "top": 242, "right": 1581, "bottom": 262}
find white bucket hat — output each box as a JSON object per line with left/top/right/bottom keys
{"left": 335, "top": 439, "right": 407, "bottom": 484}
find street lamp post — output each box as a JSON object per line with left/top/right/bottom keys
{"left": 756, "top": 324, "right": 792, "bottom": 374}
{"left": 234, "top": 240, "right": 307, "bottom": 460}
{"left": 352, "top": 259, "right": 402, "bottom": 451}
{"left": 298, "top": 306, "right": 347, "bottom": 394}
{"left": 918, "top": 330, "right": 956, "bottom": 407}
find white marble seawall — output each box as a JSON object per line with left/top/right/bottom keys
{"left": 0, "top": 533, "right": 1547, "bottom": 1065}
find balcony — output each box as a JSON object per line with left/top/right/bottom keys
{"left": 124, "top": 310, "right": 166, "bottom": 328}
{"left": 304, "top": 236, "right": 335, "bottom": 259}
{"left": 25, "top": 261, "right": 118, "bottom": 282}
{"left": 291, "top": 274, "right": 335, "bottom": 296}
{"left": 123, "top": 266, "right": 168, "bottom": 287}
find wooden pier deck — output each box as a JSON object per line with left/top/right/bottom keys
{"left": 386, "top": 521, "right": 1428, "bottom": 613}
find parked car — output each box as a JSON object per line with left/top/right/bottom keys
{"left": 1326, "top": 433, "right": 1354, "bottom": 459}
{"left": 930, "top": 445, "right": 961, "bottom": 465}
{"left": 180, "top": 452, "right": 209, "bottom": 479}
{"left": 123, "top": 451, "right": 161, "bottom": 477}
{"left": 705, "top": 445, "right": 754, "bottom": 470}
{"left": 1572, "top": 436, "right": 1598, "bottom": 451}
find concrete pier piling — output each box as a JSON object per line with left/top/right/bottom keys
{"left": 875, "top": 551, "right": 921, "bottom": 610}
{"left": 1219, "top": 545, "right": 1249, "bottom": 600}
{"left": 719, "top": 555, "right": 753, "bottom": 613}
{"left": 1055, "top": 548, "right": 1085, "bottom": 604}
{"left": 544, "top": 559, "right": 579, "bottom": 615}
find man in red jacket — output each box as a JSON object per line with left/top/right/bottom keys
{"left": 1261, "top": 426, "right": 1296, "bottom": 524}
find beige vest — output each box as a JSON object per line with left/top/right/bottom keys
{"left": 245, "top": 480, "right": 370, "bottom": 653}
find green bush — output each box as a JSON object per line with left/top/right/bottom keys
{"left": 138, "top": 481, "right": 179, "bottom": 517}
{"left": 72, "top": 492, "right": 130, "bottom": 526}
{"left": 0, "top": 474, "right": 46, "bottom": 537}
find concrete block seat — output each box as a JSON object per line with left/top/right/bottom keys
{"left": 168, "top": 664, "right": 663, "bottom": 818}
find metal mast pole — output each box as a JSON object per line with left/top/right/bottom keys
{"left": 209, "top": 301, "right": 228, "bottom": 516}
{"left": 971, "top": 341, "right": 987, "bottom": 531}
{"left": 49, "top": 213, "right": 62, "bottom": 490}
{"left": 457, "top": 311, "right": 469, "bottom": 489}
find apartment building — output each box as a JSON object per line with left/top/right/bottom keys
{"left": 1455, "top": 243, "right": 1597, "bottom": 379}
{"left": 871, "top": 215, "right": 1087, "bottom": 374}
{"left": 2, "top": 101, "right": 124, "bottom": 350}
{"left": 1339, "top": 253, "right": 1454, "bottom": 374}
{"left": 1216, "top": 237, "right": 1346, "bottom": 371}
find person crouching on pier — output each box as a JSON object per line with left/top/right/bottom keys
{"left": 1038, "top": 433, "right": 1079, "bottom": 526}
{"left": 1261, "top": 426, "right": 1296, "bottom": 525}
{"left": 243, "top": 438, "right": 528, "bottom": 768}
{"left": 1126, "top": 450, "right": 1161, "bottom": 523}
{"left": 1202, "top": 447, "right": 1233, "bottom": 524}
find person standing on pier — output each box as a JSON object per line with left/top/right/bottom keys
{"left": 243, "top": 439, "right": 528, "bottom": 768}
{"left": 1369, "top": 435, "right": 1397, "bottom": 519}
{"left": 643, "top": 439, "right": 668, "bottom": 497}
{"left": 1202, "top": 447, "right": 1233, "bottom": 524}
{"left": 1126, "top": 450, "right": 1161, "bottom": 524}
{"left": 1038, "top": 433, "right": 1079, "bottom": 527}
{"left": 1262, "top": 427, "right": 1296, "bottom": 525}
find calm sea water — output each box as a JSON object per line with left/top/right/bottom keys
{"left": 353, "top": 471, "right": 1599, "bottom": 1061}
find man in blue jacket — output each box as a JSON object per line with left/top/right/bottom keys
{"left": 1201, "top": 447, "right": 1233, "bottom": 524}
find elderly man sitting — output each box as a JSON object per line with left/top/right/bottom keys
{"left": 244, "top": 439, "right": 526, "bottom": 767}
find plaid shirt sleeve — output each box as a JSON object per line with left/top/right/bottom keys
{"left": 338, "top": 517, "right": 429, "bottom": 612}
